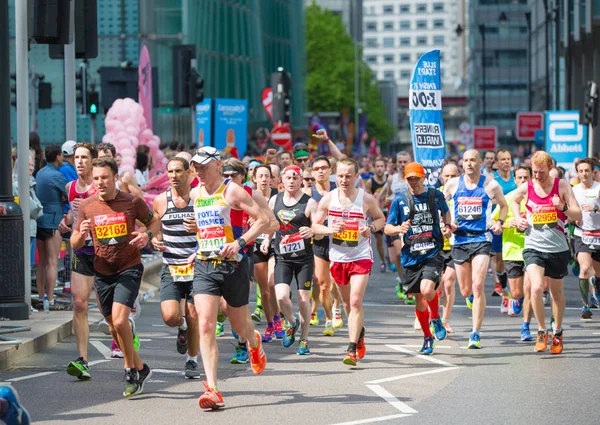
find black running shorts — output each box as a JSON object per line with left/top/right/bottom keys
{"left": 159, "top": 264, "right": 194, "bottom": 304}
{"left": 274, "top": 259, "right": 314, "bottom": 291}
{"left": 192, "top": 258, "right": 250, "bottom": 308}
{"left": 72, "top": 253, "right": 94, "bottom": 277}
{"left": 95, "top": 264, "right": 143, "bottom": 317}
{"left": 573, "top": 236, "right": 600, "bottom": 262}
{"left": 523, "top": 249, "right": 569, "bottom": 280}
{"left": 451, "top": 242, "right": 494, "bottom": 266}
{"left": 504, "top": 260, "right": 525, "bottom": 279}
{"left": 403, "top": 255, "right": 443, "bottom": 294}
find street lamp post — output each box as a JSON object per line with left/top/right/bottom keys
{"left": 542, "top": 0, "right": 551, "bottom": 110}
{"left": 553, "top": 4, "right": 560, "bottom": 110}
{"left": 525, "top": 12, "right": 532, "bottom": 111}
{"left": 479, "top": 24, "right": 486, "bottom": 125}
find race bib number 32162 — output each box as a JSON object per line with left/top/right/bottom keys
{"left": 94, "top": 213, "right": 128, "bottom": 246}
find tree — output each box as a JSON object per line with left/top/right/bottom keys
{"left": 306, "top": 2, "right": 395, "bottom": 144}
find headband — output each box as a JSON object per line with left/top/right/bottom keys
{"left": 222, "top": 165, "right": 239, "bottom": 173}
{"left": 282, "top": 165, "right": 302, "bottom": 176}
{"left": 294, "top": 149, "right": 310, "bottom": 159}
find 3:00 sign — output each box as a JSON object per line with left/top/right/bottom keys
{"left": 411, "top": 91, "right": 437, "bottom": 109}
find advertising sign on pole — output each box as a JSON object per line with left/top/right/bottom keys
{"left": 473, "top": 126, "right": 497, "bottom": 150}
{"left": 545, "top": 110, "right": 587, "bottom": 168}
{"left": 516, "top": 112, "right": 544, "bottom": 141}
{"left": 195, "top": 98, "right": 212, "bottom": 147}
{"left": 214, "top": 98, "right": 248, "bottom": 158}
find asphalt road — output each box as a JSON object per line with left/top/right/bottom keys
{"left": 1, "top": 267, "right": 598, "bottom": 425}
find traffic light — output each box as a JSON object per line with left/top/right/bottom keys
{"left": 30, "top": 0, "right": 72, "bottom": 45}
{"left": 271, "top": 68, "right": 291, "bottom": 125}
{"left": 582, "top": 81, "right": 598, "bottom": 127}
{"left": 10, "top": 72, "right": 17, "bottom": 108}
{"left": 75, "top": 65, "right": 88, "bottom": 115}
{"left": 88, "top": 90, "right": 99, "bottom": 115}
{"left": 173, "top": 45, "right": 196, "bottom": 107}
{"left": 49, "top": 0, "right": 98, "bottom": 59}
{"left": 38, "top": 81, "right": 52, "bottom": 109}
{"left": 189, "top": 68, "right": 204, "bottom": 104}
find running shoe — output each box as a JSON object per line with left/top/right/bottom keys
{"left": 130, "top": 317, "right": 140, "bottom": 352}
{"left": 500, "top": 296, "right": 509, "bottom": 314}
{"left": 177, "top": 327, "right": 188, "bottom": 355}
{"left": 217, "top": 310, "right": 227, "bottom": 323}
{"left": 343, "top": 350, "right": 357, "bottom": 366}
{"left": 468, "top": 332, "right": 481, "bottom": 349}
{"left": 310, "top": 312, "right": 319, "bottom": 326}
{"left": 251, "top": 307, "right": 264, "bottom": 322}
{"left": 356, "top": 328, "right": 366, "bottom": 359}
{"left": 395, "top": 282, "right": 407, "bottom": 300}
{"left": 282, "top": 316, "right": 300, "bottom": 348}
{"left": 419, "top": 336, "right": 435, "bottom": 355}
{"left": 430, "top": 318, "right": 447, "bottom": 341}
{"left": 262, "top": 326, "right": 274, "bottom": 343}
{"left": 413, "top": 316, "right": 421, "bottom": 330}
{"left": 332, "top": 309, "right": 343, "bottom": 329}
{"left": 380, "top": 263, "right": 386, "bottom": 273}
{"left": 512, "top": 297, "right": 524, "bottom": 316}
{"left": 405, "top": 293, "right": 415, "bottom": 305}
{"left": 550, "top": 331, "right": 563, "bottom": 355}
{"left": 0, "top": 386, "right": 30, "bottom": 425}
{"left": 550, "top": 315, "right": 555, "bottom": 332}
{"left": 581, "top": 306, "right": 593, "bottom": 320}
{"left": 231, "top": 329, "right": 239, "bottom": 340}
{"left": 297, "top": 339, "right": 311, "bottom": 356}
{"left": 274, "top": 319, "right": 285, "bottom": 339}
{"left": 390, "top": 263, "right": 397, "bottom": 273}
{"left": 198, "top": 381, "right": 224, "bottom": 410}
{"left": 534, "top": 331, "right": 548, "bottom": 352}
{"left": 215, "top": 322, "right": 225, "bottom": 337}
{"left": 123, "top": 368, "right": 141, "bottom": 397}
{"left": 520, "top": 323, "right": 533, "bottom": 341}
{"left": 466, "top": 294, "right": 474, "bottom": 310}
{"left": 111, "top": 340, "right": 123, "bottom": 358}
{"left": 66, "top": 357, "right": 91, "bottom": 380}
{"left": 185, "top": 360, "right": 201, "bottom": 379}
{"left": 542, "top": 291, "right": 550, "bottom": 306}
{"left": 138, "top": 363, "right": 152, "bottom": 394}
{"left": 589, "top": 296, "right": 599, "bottom": 309}
{"left": 492, "top": 283, "right": 502, "bottom": 297}
{"left": 97, "top": 319, "right": 111, "bottom": 336}
{"left": 249, "top": 330, "right": 267, "bottom": 374}
{"left": 442, "top": 320, "right": 454, "bottom": 334}
{"left": 323, "top": 320, "right": 334, "bottom": 336}
{"left": 230, "top": 345, "right": 249, "bottom": 364}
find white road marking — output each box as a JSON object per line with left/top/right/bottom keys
{"left": 396, "top": 344, "right": 452, "bottom": 349}
{"left": 7, "top": 372, "right": 57, "bottom": 382}
{"left": 366, "top": 367, "right": 461, "bottom": 385}
{"left": 88, "top": 359, "right": 112, "bottom": 366}
{"left": 386, "top": 345, "right": 459, "bottom": 368}
{"left": 90, "top": 340, "right": 112, "bottom": 360}
{"left": 153, "top": 369, "right": 183, "bottom": 374}
{"left": 330, "top": 413, "right": 412, "bottom": 425}
{"left": 363, "top": 301, "right": 584, "bottom": 311}
{"left": 152, "top": 324, "right": 167, "bottom": 327}
{"left": 89, "top": 338, "right": 152, "bottom": 342}
{"left": 365, "top": 385, "right": 418, "bottom": 414}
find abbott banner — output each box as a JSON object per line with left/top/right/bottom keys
{"left": 409, "top": 50, "right": 446, "bottom": 186}
{"left": 545, "top": 110, "right": 587, "bottom": 168}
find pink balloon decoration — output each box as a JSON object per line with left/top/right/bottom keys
{"left": 120, "top": 164, "right": 135, "bottom": 176}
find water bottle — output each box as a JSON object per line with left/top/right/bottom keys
{"left": 43, "top": 296, "right": 50, "bottom": 315}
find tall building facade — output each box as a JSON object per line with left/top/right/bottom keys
{"left": 467, "top": 0, "right": 529, "bottom": 147}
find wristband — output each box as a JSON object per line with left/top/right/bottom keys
{"left": 369, "top": 225, "right": 376, "bottom": 234}
{"left": 146, "top": 231, "right": 154, "bottom": 241}
{"left": 561, "top": 203, "right": 568, "bottom": 212}
{"left": 498, "top": 219, "right": 504, "bottom": 225}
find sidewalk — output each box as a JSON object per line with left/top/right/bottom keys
{"left": 0, "top": 254, "right": 163, "bottom": 370}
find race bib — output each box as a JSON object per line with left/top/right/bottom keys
{"left": 279, "top": 232, "right": 305, "bottom": 255}
{"left": 256, "top": 233, "right": 268, "bottom": 244}
{"left": 198, "top": 226, "right": 227, "bottom": 255}
{"left": 410, "top": 241, "right": 436, "bottom": 254}
{"left": 94, "top": 213, "right": 128, "bottom": 246}
{"left": 532, "top": 205, "right": 557, "bottom": 228}
{"left": 168, "top": 264, "right": 194, "bottom": 282}
{"left": 582, "top": 229, "right": 600, "bottom": 247}
{"left": 457, "top": 197, "right": 482, "bottom": 220}
{"left": 332, "top": 220, "right": 359, "bottom": 247}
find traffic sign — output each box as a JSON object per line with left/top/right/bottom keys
{"left": 473, "top": 126, "right": 497, "bottom": 150}
{"left": 271, "top": 123, "right": 291, "bottom": 147}
{"left": 516, "top": 112, "right": 544, "bottom": 141}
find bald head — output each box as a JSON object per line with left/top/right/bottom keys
{"left": 441, "top": 163, "right": 459, "bottom": 185}
{"left": 176, "top": 151, "right": 192, "bottom": 162}
{"left": 463, "top": 149, "right": 481, "bottom": 161}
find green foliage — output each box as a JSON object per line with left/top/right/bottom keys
{"left": 305, "top": 2, "right": 395, "bottom": 144}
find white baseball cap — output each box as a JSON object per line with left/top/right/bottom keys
{"left": 61, "top": 140, "right": 77, "bottom": 156}
{"left": 191, "top": 146, "right": 221, "bottom": 165}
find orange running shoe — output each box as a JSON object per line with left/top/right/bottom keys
{"left": 356, "top": 328, "right": 366, "bottom": 359}
{"left": 198, "top": 381, "right": 224, "bottom": 410}
{"left": 249, "top": 330, "right": 267, "bottom": 375}
{"left": 550, "top": 331, "right": 563, "bottom": 355}
{"left": 343, "top": 350, "right": 357, "bottom": 366}
{"left": 534, "top": 331, "right": 548, "bottom": 352}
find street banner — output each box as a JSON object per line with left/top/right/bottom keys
{"left": 357, "top": 113, "right": 368, "bottom": 156}
{"left": 516, "top": 112, "right": 544, "bottom": 141}
{"left": 473, "top": 126, "right": 497, "bottom": 150}
{"left": 138, "top": 44, "right": 153, "bottom": 131}
{"left": 195, "top": 98, "right": 212, "bottom": 147}
{"left": 409, "top": 49, "right": 446, "bottom": 186}
{"left": 214, "top": 98, "right": 248, "bottom": 158}
{"left": 545, "top": 110, "right": 587, "bottom": 168}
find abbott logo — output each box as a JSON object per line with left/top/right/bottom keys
{"left": 548, "top": 112, "right": 583, "bottom": 142}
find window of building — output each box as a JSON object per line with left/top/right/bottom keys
{"left": 400, "top": 53, "right": 411, "bottom": 63}
{"left": 416, "top": 20, "right": 427, "bottom": 29}
{"left": 439, "top": 52, "right": 445, "bottom": 60}
{"left": 433, "top": 35, "right": 445, "bottom": 45}
{"left": 433, "top": 3, "right": 444, "bottom": 12}
{"left": 382, "top": 37, "right": 394, "bottom": 47}
{"left": 383, "top": 4, "right": 394, "bottom": 14}
{"left": 366, "top": 55, "right": 377, "bottom": 64}
{"left": 383, "top": 21, "right": 394, "bottom": 31}
{"left": 433, "top": 19, "right": 444, "bottom": 29}
{"left": 365, "top": 38, "right": 377, "bottom": 47}
{"left": 399, "top": 20, "right": 410, "bottom": 30}
{"left": 384, "top": 54, "right": 394, "bottom": 63}
{"left": 416, "top": 36, "right": 427, "bottom": 46}
{"left": 399, "top": 37, "right": 411, "bottom": 46}
{"left": 399, "top": 4, "right": 410, "bottom": 13}
{"left": 365, "top": 21, "right": 377, "bottom": 32}
{"left": 400, "top": 70, "right": 411, "bottom": 79}
{"left": 383, "top": 70, "right": 395, "bottom": 80}
{"left": 416, "top": 3, "right": 427, "bottom": 13}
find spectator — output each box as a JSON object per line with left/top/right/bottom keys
{"left": 29, "top": 132, "right": 44, "bottom": 178}
{"left": 59, "top": 140, "right": 78, "bottom": 183}
{"left": 35, "top": 144, "right": 67, "bottom": 309}
{"left": 135, "top": 151, "right": 149, "bottom": 186}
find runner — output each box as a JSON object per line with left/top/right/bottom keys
{"left": 359, "top": 157, "right": 373, "bottom": 183}
{"left": 492, "top": 163, "right": 535, "bottom": 340}
{"left": 62, "top": 143, "right": 97, "bottom": 380}
{"left": 481, "top": 150, "right": 496, "bottom": 178}
{"left": 571, "top": 158, "right": 600, "bottom": 319}
{"left": 443, "top": 149, "right": 507, "bottom": 349}
{"left": 97, "top": 143, "right": 143, "bottom": 197}
{"left": 365, "top": 157, "right": 388, "bottom": 273}
{"left": 385, "top": 162, "right": 452, "bottom": 355}
{"left": 189, "top": 147, "right": 268, "bottom": 409}
{"left": 151, "top": 156, "right": 201, "bottom": 379}
{"left": 312, "top": 158, "right": 385, "bottom": 366}
{"left": 71, "top": 157, "right": 159, "bottom": 396}
{"left": 511, "top": 151, "right": 582, "bottom": 354}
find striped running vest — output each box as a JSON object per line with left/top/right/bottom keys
{"left": 194, "top": 179, "right": 245, "bottom": 262}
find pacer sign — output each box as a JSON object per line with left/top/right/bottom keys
{"left": 409, "top": 50, "right": 446, "bottom": 186}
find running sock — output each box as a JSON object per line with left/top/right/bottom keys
{"left": 267, "top": 321, "right": 274, "bottom": 329}
{"left": 187, "top": 354, "right": 198, "bottom": 363}
{"left": 238, "top": 341, "right": 246, "bottom": 350}
{"left": 427, "top": 292, "right": 440, "bottom": 320}
{"left": 472, "top": 328, "right": 479, "bottom": 334}
{"left": 180, "top": 316, "right": 188, "bottom": 331}
{"left": 496, "top": 271, "right": 508, "bottom": 289}
{"left": 256, "top": 285, "right": 262, "bottom": 308}
{"left": 273, "top": 314, "right": 281, "bottom": 323}
{"left": 348, "top": 342, "right": 357, "bottom": 352}
{"left": 359, "top": 327, "right": 365, "bottom": 339}
{"left": 415, "top": 309, "right": 433, "bottom": 338}
{"left": 579, "top": 278, "right": 590, "bottom": 306}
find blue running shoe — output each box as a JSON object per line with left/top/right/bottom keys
{"left": 512, "top": 297, "right": 524, "bottom": 315}
{"left": 520, "top": 323, "right": 533, "bottom": 341}
{"left": 0, "top": 386, "right": 30, "bottom": 425}
{"left": 581, "top": 306, "right": 592, "bottom": 320}
{"left": 282, "top": 316, "right": 300, "bottom": 348}
{"left": 466, "top": 294, "right": 474, "bottom": 310}
{"left": 231, "top": 329, "right": 239, "bottom": 340}
{"left": 430, "top": 318, "right": 447, "bottom": 341}
{"left": 390, "top": 263, "right": 397, "bottom": 273}
{"left": 230, "top": 345, "right": 249, "bottom": 364}
{"left": 468, "top": 332, "right": 481, "bottom": 349}
{"left": 419, "top": 336, "right": 435, "bottom": 355}
{"left": 297, "top": 339, "right": 311, "bottom": 355}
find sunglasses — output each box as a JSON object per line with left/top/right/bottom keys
{"left": 407, "top": 177, "right": 421, "bottom": 182}
{"left": 304, "top": 177, "right": 316, "bottom": 182}
{"left": 223, "top": 172, "right": 239, "bottom": 179}
{"left": 312, "top": 165, "right": 329, "bottom": 172}
{"left": 295, "top": 158, "right": 310, "bottom": 163}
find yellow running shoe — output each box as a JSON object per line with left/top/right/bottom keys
{"left": 310, "top": 312, "right": 319, "bottom": 326}
{"left": 323, "top": 320, "right": 334, "bottom": 336}
{"left": 332, "top": 309, "right": 343, "bottom": 329}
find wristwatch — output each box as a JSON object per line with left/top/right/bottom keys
{"left": 369, "top": 225, "right": 376, "bottom": 234}
{"left": 237, "top": 237, "right": 247, "bottom": 248}
{"left": 146, "top": 231, "right": 154, "bottom": 241}
{"left": 594, "top": 205, "right": 599, "bottom": 213}
{"left": 561, "top": 203, "right": 569, "bottom": 212}
{"left": 498, "top": 219, "right": 504, "bottom": 226}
